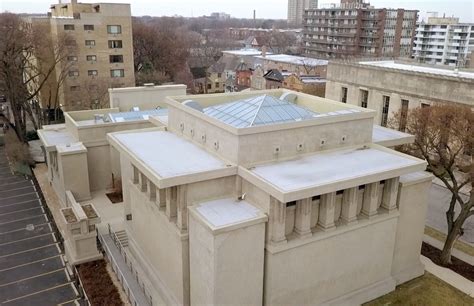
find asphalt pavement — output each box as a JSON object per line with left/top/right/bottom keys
{"left": 427, "top": 183, "right": 473, "bottom": 244}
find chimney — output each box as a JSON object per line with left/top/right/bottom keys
{"left": 262, "top": 45, "right": 267, "bottom": 58}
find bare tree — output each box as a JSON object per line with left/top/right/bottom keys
{"left": 0, "top": 13, "right": 71, "bottom": 141}
{"left": 391, "top": 104, "right": 473, "bottom": 265}
{"left": 133, "top": 18, "right": 190, "bottom": 83}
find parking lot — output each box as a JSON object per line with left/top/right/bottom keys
{"left": 0, "top": 147, "right": 80, "bottom": 305}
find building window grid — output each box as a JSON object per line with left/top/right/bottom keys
{"left": 341, "top": 86, "right": 348, "bottom": 103}
{"left": 84, "top": 24, "right": 94, "bottom": 31}
{"left": 360, "top": 89, "right": 368, "bottom": 108}
{"left": 107, "top": 25, "right": 122, "bottom": 34}
{"left": 111, "top": 69, "right": 125, "bottom": 78}
{"left": 381, "top": 96, "right": 390, "bottom": 127}
{"left": 399, "top": 99, "right": 409, "bottom": 131}
{"left": 85, "top": 40, "right": 96, "bottom": 46}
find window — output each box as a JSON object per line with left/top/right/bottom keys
{"left": 88, "top": 70, "right": 98, "bottom": 76}
{"left": 70, "top": 86, "right": 80, "bottom": 91}
{"left": 381, "top": 95, "right": 390, "bottom": 127}
{"left": 400, "top": 99, "right": 409, "bottom": 131}
{"left": 109, "top": 55, "right": 123, "bottom": 63}
{"left": 217, "top": 73, "right": 222, "bottom": 78}
{"left": 421, "top": 103, "right": 430, "bottom": 108}
{"left": 86, "top": 55, "right": 97, "bottom": 61}
{"left": 108, "top": 40, "right": 122, "bottom": 49}
{"left": 68, "top": 70, "right": 79, "bottom": 77}
{"left": 64, "top": 24, "right": 75, "bottom": 31}
{"left": 107, "top": 25, "right": 122, "bottom": 34}
{"left": 215, "top": 82, "right": 219, "bottom": 88}
{"left": 65, "top": 39, "right": 76, "bottom": 47}
{"left": 341, "top": 86, "right": 348, "bottom": 103}
{"left": 85, "top": 40, "right": 96, "bottom": 46}
{"left": 67, "top": 56, "right": 78, "bottom": 62}
{"left": 84, "top": 24, "right": 94, "bottom": 31}
{"left": 359, "top": 89, "right": 368, "bottom": 108}
{"left": 286, "top": 201, "right": 297, "bottom": 207}
{"left": 110, "top": 69, "right": 124, "bottom": 78}
{"left": 207, "top": 84, "right": 212, "bottom": 90}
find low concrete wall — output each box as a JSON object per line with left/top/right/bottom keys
{"left": 264, "top": 216, "right": 398, "bottom": 305}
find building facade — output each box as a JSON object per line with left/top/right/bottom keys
{"left": 288, "top": 0, "right": 318, "bottom": 26}
{"left": 325, "top": 60, "right": 474, "bottom": 127}
{"left": 105, "top": 89, "right": 431, "bottom": 305}
{"left": 30, "top": 1, "right": 135, "bottom": 111}
{"left": 303, "top": 3, "right": 418, "bottom": 59}
{"left": 413, "top": 16, "right": 474, "bottom": 67}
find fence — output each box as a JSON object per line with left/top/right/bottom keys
{"left": 98, "top": 224, "right": 153, "bottom": 306}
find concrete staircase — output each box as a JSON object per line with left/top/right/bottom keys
{"left": 114, "top": 230, "right": 129, "bottom": 248}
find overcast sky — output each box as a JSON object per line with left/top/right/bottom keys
{"left": 1, "top": 0, "right": 473, "bottom": 22}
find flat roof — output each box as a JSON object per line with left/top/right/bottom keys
{"left": 222, "top": 48, "right": 268, "bottom": 56}
{"left": 372, "top": 125, "right": 415, "bottom": 147}
{"left": 38, "top": 124, "right": 76, "bottom": 150}
{"left": 255, "top": 54, "right": 328, "bottom": 67}
{"left": 359, "top": 61, "right": 474, "bottom": 79}
{"left": 111, "top": 130, "right": 231, "bottom": 180}
{"left": 196, "top": 198, "right": 262, "bottom": 228}
{"left": 242, "top": 145, "right": 425, "bottom": 202}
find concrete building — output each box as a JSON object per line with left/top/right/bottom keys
{"left": 303, "top": 2, "right": 418, "bottom": 59}
{"left": 413, "top": 15, "right": 474, "bottom": 67}
{"left": 103, "top": 89, "right": 430, "bottom": 305}
{"left": 38, "top": 85, "right": 185, "bottom": 204}
{"left": 325, "top": 60, "right": 474, "bottom": 127}
{"left": 288, "top": 0, "right": 319, "bottom": 26}
{"left": 29, "top": 0, "right": 135, "bottom": 111}
{"left": 37, "top": 81, "right": 431, "bottom": 305}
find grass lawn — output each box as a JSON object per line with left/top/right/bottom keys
{"left": 425, "top": 226, "right": 474, "bottom": 257}
{"left": 365, "top": 272, "right": 473, "bottom": 306}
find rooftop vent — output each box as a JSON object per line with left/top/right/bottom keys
{"left": 93, "top": 114, "right": 104, "bottom": 123}
{"left": 130, "top": 106, "right": 140, "bottom": 112}
{"left": 183, "top": 100, "right": 203, "bottom": 112}
{"left": 280, "top": 92, "right": 298, "bottom": 103}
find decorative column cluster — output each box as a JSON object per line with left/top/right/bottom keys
{"left": 131, "top": 163, "right": 188, "bottom": 233}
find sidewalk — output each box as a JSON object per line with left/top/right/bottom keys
{"left": 421, "top": 255, "right": 473, "bottom": 297}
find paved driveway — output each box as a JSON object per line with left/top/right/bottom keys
{"left": 0, "top": 147, "right": 80, "bottom": 305}
{"left": 427, "top": 183, "right": 473, "bottom": 244}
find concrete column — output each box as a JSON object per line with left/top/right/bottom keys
{"left": 166, "top": 186, "right": 177, "bottom": 220}
{"left": 318, "top": 192, "right": 336, "bottom": 230}
{"left": 132, "top": 165, "right": 139, "bottom": 184}
{"left": 341, "top": 187, "right": 359, "bottom": 225}
{"left": 294, "top": 198, "right": 312, "bottom": 238}
{"left": 157, "top": 188, "right": 166, "bottom": 210}
{"left": 362, "top": 182, "right": 379, "bottom": 218}
{"left": 382, "top": 177, "right": 399, "bottom": 213}
{"left": 139, "top": 172, "right": 147, "bottom": 192}
{"left": 235, "top": 176, "right": 242, "bottom": 198}
{"left": 177, "top": 185, "right": 188, "bottom": 232}
{"left": 148, "top": 181, "right": 156, "bottom": 201}
{"left": 269, "top": 196, "right": 287, "bottom": 244}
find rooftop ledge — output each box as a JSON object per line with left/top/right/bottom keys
{"left": 108, "top": 128, "right": 236, "bottom": 189}
{"left": 166, "top": 89, "right": 376, "bottom": 136}
{"left": 239, "top": 144, "right": 427, "bottom": 203}
{"left": 189, "top": 198, "right": 267, "bottom": 234}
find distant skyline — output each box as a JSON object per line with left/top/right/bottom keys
{"left": 1, "top": 0, "right": 473, "bottom": 22}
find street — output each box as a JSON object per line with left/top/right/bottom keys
{"left": 427, "top": 183, "right": 473, "bottom": 244}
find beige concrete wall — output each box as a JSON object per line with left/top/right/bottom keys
{"left": 189, "top": 217, "right": 265, "bottom": 305}
{"left": 58, "top": 149, "right": 91, "bottom": 202}
{"left": 109, "top": 85, "right": 187, "bottom": 111}
{"left": 238, "top": 118, "right": 373, "bottom": 166}
{"left": 86, "top": 145, "right": 112, "bottom": 191}
{"left": 264, "top": 216, "right": 398, "bottom": 305}
{"left": 126, "top": 182, "right": 189, "bottom": 305}
{"left": 392, "top": 173, "right": 432, "bottom": 284}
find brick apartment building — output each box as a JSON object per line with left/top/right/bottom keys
{"left": 302, "top": 0, "right": 418, "bottom": 58}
